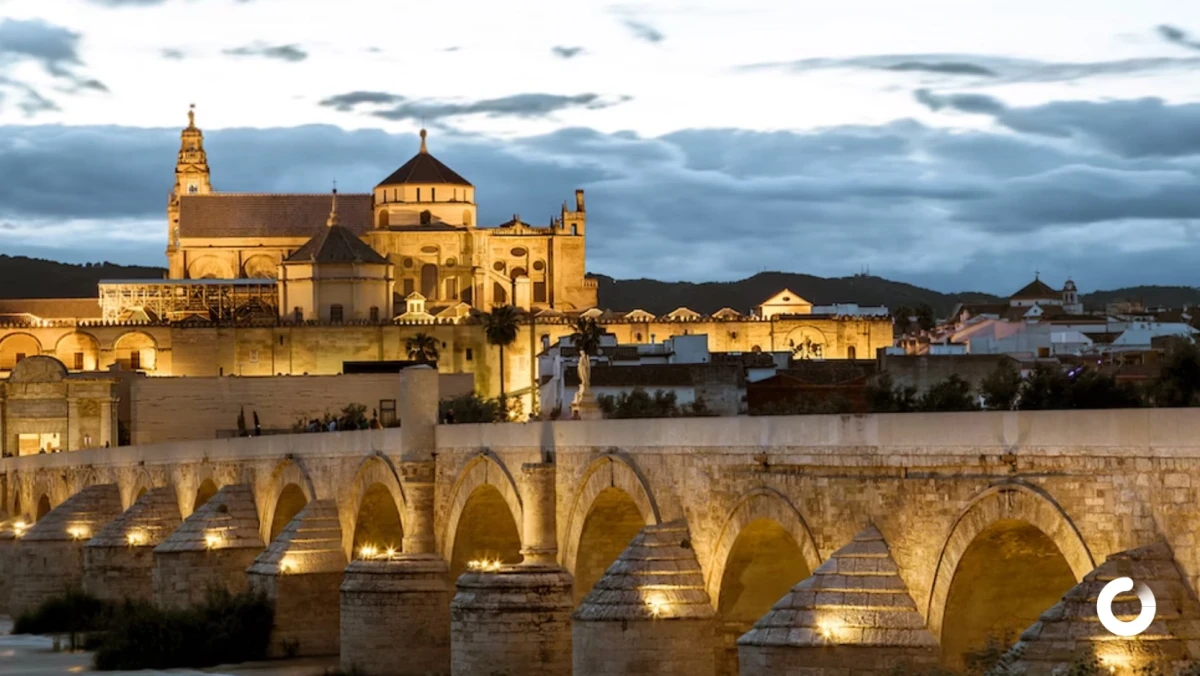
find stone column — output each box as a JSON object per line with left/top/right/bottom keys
{"left": 99, "top": 397, "right": 115, "bottom": 447}
{"left": 520, "top": 462, "right": 557, "bottom": 565}
{"left": 450, "top": 462, "right": 573, "bottom": 675}
{"left": 339, "top": 367, "right": 452, "bottom": 674}
{"left": 66, "top": 397, "right": 80, "bottom": 451}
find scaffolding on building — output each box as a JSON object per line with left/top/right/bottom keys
{"left": 98, "top": 279, "right": 278, "bottom": 323}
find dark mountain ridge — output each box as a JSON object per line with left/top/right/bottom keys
{"left": 0, "top": 255, "right": 1196, "bottom": 318}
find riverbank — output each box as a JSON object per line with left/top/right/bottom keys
{"left": 0, "top": 618, "right": 338, "bottom": 675}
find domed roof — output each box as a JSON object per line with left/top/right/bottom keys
{"left": 376, "top": 130, "right": 471, "bottom": 187}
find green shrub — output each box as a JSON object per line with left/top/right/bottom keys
{"left": 91, "top": 587, "right": 273, "bottom": 671}
{"left": 12, "top": 588, "right": 113, "bottom": 637}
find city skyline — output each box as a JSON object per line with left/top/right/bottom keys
{"left": 1, "top": 0, "right": 1200, "bottom": 293}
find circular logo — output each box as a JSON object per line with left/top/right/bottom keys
{"left": 1096, "top": 577, "right": 1156, "bottom": 637}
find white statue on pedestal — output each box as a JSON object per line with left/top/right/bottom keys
{"left": 573, "top": 355, "right": 591, "bottom": 407}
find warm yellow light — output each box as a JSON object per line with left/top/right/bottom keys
{"left": 817, "top": 618, "right": 844, "bottom": 642}
{"left": 67, "top": 525, "right": 90, "bottom": 541}
{"left": 11, "top": 521, "right": 27, "bottom": 538}
{"left": 279, "top": 556, "right": 297, "bottom": 574}
{"left": 467, "top": 558, "right": 502, "bottom": 572}
{"left": 204, "top": 532, "right": 224, "bottom": 549}
{"left": 359, "top": 544, "right": 378, "bottom": 559}
{"left": 384, "top": 547, "right": 397, "bottom": 559}
{"left": 644, "top": 593, "right": 669, "bottom": 618}
{"left": 126, "top": 529, "right": 148, "bottom": 546}
{"left": 1097, "top": 650, "right": 1134, "bottom": 675}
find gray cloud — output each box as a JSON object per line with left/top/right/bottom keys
{"left": 160, "top": 48, "right": 186, "bottom": 60}
{"left": 916, "top": 90, "right": 1200, "bottom": 158}
{"left": 85, "top": 0, "right": 256, "bottom": 4}
{"left": 0, "top": 19, "right": 106, "bottom": 117}
{"left": 4, "top": 97, "right": 1200, "bottom": 293}
{"left": 318, "top": 92, "right": 632, "bottom": 121}
{"left": 622, "top": 20, "right": 664, "bottom": 43}
{"left": 552, "top": 46, "right": 585, "bottom": 59}
{"left": 1158, "top": 24, "right": 1200, "bottom": 51}
{"left": 742, "top": 53, "right": 1200, "bottom": 86}
{"left": 223, "top": 43, "right": 308, "bottom": 62}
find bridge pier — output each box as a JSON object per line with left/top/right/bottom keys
{"left": 248, "top": 499, "right": 345, "bottom": 657}
{"left": 737, "top": 525, "right": 939, "bottom": 675}
{"left": 0, "top": 524, "right": 23, "bottom": 614}
{"left": 82, "top": 486, "right": 181, "bottom": 602}
{"left": 573, "top": 520, "right": 717, "bottom": 676}
{"left": 1004, "top": 542, "right": 1200, "bottom": 674}
{"left": 153, "top": 483, "right": 264, "bottom": 607}
{"left": 9, "top": 484, "right": 122, "bottom": 616}
{"left": 450, "top": 462, "right": 574, "bottom": 675}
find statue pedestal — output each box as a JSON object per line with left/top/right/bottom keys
{"left": 572, "top": 394, "right": 603, "bottom": 421}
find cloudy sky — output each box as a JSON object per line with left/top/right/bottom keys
{"left": 2, "top": 0, "right": 1200, "bottom": 294}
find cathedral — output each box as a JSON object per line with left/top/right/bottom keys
{"left": 166, "top": 106, "right": 596, "bottom": 320}
{"left": 0, "top": 106, "right": 894, "bottom": 431}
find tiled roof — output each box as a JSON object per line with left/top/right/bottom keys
{"left": 22, "top": 484, "right": 123, "bottom": 542}
{"left": 87, "top": 486, "right": 181, "bottom": 548}
{"left": 0, "top": 298, "right": 103, "bottom": 319}
{"left": 377, "top": 151, "right": 471, "bottom": 187}
{"left": 154, "top": 484, "right": 263, "bottom": 553}
{"left": 247, "top": 500, "right": 346, "bottom": 575}
{"left": 178, "top": 193, "right": 373, "bottom": 238}
{"left": 286, "top": 224, "right": 389, "bottom": 264}
{"left": 1011, "top": 278, "right": 1060, "bottom": 301}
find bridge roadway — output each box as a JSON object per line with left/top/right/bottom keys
{"left": 2, "top": 367, "right": 1198, "bottom": 675}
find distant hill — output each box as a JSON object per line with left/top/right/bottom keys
{"left": 591, "top": 272, "right": 1000, "bottom": 316}
{"left": 0, "top": 255, "right": 165, "bottom": 298}
{"left": 0, "top": 255, "right": 1195, "bottom": 318}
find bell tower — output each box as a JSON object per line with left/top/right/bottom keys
{"left": 167, "top": 104, "right": 212, "bottom": 278}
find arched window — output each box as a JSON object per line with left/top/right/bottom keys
{"left": 493, "top": 282, "right": 508, "bottom": 304}
{"left": 420, "top": 210, "right": 432, "bottom": 225}
{"left": 463, "top": 210, "right": 472, "bottom": 226}
{"left": 370, "top": 307, "right": 380, "bottom": 322}
{"left": 294, "top": 307, "right": 303, "bottom": 322}
{"left": 378, "top": 211, "right": 389, "bottom": 228}
{"left": 421, "top": 264, "right": 438, "bottom": 298}
{"left": 431, "top": 188, "right": 436, "bottom": 201}
{"left": 848, "top": 346, "right": 857, "bottom": 359}
{"left": 330, "top": 304, "right": 344, "bottom": 323}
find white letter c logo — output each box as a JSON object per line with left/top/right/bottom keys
{"left": 1097, "top": 577, "right": 1156, "bottom": 637}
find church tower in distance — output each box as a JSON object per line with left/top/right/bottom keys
{"left": 167, "top": 104, "right": 213, "bottom": 278}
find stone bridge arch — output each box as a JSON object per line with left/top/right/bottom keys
{"left": 706, "top": 486, "right": 823, "bottom": 675}
{"left": 261, "top": 458, "right": 317, "bottom": 544}
{"left": 124, "top": 469, "right": 159, "bottom": 510}
{"left": 176, "top": 463, "right": 232, "bottom": 518}
{"left": 562, "top": 453, "right": 661, "bottom": 602}
{"left": 31, "top": 471, "right": 69, "bottom": 521}
{"left": 927, "top": 481, "right": 1095, "bottom": 664}
{"left": 442, "top": 453, "right": 524, "bottom": 582}
{"left": 343, "top": 454, "right": 409, "bottom": 560}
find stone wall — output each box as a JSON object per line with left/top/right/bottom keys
{"left": 130, "top": 372, "right": 472, "bottom": 444}
{"left": 879, "top": 353, "right": 1013, "bottom": 395}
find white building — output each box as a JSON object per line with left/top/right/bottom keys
{"left": 537, "top": 334, "right": 789, "bottom": 417}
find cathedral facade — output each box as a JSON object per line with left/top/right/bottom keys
{"left": 165, "top": 107, "right": 596, "bottom": 319}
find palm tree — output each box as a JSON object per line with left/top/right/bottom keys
{"left": 406, "top": 332, "right": 440, "bottom": 364}
{"left": 481, "top": 305, "right": 521, "bottom": 407}
{"left": 570, "top": 316, "right": 603, "bottom": 358}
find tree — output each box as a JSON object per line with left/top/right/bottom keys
{"left": 438, "top": 393, "right": 505, "bottom": 424}
{"left": 481, "top": 305, "right": 521, "bottom": 410}
{"left": 570, "top": 317, "right": 603, "bottom": 357}
{"left": 598, "top": 388, "right": 680, "bottom": 419}
{"left": 1016, "top": 364, "right": 1071, "bottom": 410}
{"left": 915, "top": 303, "right": 936, "bottom": 332}
{"left": 894, "top": 306, "right": 913, "bottom": 335}
{"left": 405, "top": 332, "right": 440, "bottom": 364}
{"left": 865, "top": 373, "right": 918, "bottom": 413}
{"left": 980, "top": 360, "right": 1022, "bottom": 410}
{"left": 1150, "top": 337, "right": 1200, "bottom": 407}
{"left": 1065, "top": 370, "right": 1142, "bottom": 409}
{"left": 920, "top": 374, "right": 977, "bottom": 412}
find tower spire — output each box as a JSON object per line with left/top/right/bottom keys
{"left": 419, "top": 128, "right": 428, "bottom": 154}
{"left": 327, "top": 186, "right": 340, "bottom": 227}
{"left": 187, "top": 103, "right": 196, "bottom": 129}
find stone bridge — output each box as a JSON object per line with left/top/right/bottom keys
{"left": 2, "top": 367, "right": 1199, "bottom": 675}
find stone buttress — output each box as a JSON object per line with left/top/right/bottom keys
{"left": 737, "top": 524, "right": 939, "bottom": 676}
{"left": 83, "top": 486, "right": 182, "bottom": 601}
{"left": 152, "top": 483, "right": 263, "bottom": 607}
{"left": 9, "top": 484, "right": 123, "bottom": 615}
{"left": 1002, "top": 541, "right": 1200, "bottom": 675}
{"left": 247, "top": 499, "right": 345, "bottom": 658}
{"left": 573, "top": 520, "right": 716, "bottom": 676}
{"left": 450, "top": 462, "right": 574, "bottom": 676}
